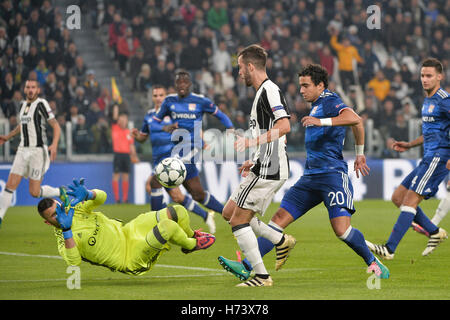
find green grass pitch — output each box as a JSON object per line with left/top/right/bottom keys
{"left": 0, "top": 200, "right": 449, "bottom": 300}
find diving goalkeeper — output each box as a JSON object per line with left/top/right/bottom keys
{"left": 37, "top": 179, "right": 215, "bottom": 275}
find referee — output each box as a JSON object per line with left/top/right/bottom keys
{"left": 111, "top": 112, "right": 138, "bottom": 204}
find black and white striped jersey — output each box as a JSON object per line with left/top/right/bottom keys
{"left": 18, "top": 98, "right": 55, "bottom": 148}
{"left": 249, "top": 79, "right": 290, "bottom": 180}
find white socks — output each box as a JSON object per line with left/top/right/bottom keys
{"left": 0, "top": 189, "right": 14, "bottom": 219}
{"left": 233, "top": 224, "right": 268, "bottom": 275}
{"left": 40, "top": 185, "right": 60, "bottom": 198}
{"left": 431, "top": 191, "right": 450, "bottom": 226}
{"left": 250, "top": 217, "right": 284, "bottom": 244}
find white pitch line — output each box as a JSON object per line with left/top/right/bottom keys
{"left": 0, "top": 273, "right": 226, "bottom": 284}
{"left": 0, "top": 251, "right": 225, "bottom": 273}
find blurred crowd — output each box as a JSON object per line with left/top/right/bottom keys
{"left": 1, "top": 0, "right": 449, "bottom": 157}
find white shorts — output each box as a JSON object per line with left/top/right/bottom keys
{"left": 230, "top": 171, "right": 286, "bottom": 215}
{"left": 10, "top": 146, "right": 50, "bottom": 180}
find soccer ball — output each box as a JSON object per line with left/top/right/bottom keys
{"left": 155, "top": 157, "right": 187, "bottom": 188}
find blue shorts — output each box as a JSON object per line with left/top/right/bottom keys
{"left": 280, "top": 172, "right": 355, "bottom": 221}
{"left": 401, "top": 156, "right": 448, "bottom": 199}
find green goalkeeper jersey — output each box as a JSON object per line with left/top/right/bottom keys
{"left": 55, "top": 189, "right": 128, "bottom": 272}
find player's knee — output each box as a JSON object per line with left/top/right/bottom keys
{"left": 157, "top": 219, "right": 177, "bottom": 239}
{"left": 191, "top": 191, "right": 205, "bottom": 203}
{"left": 171, "top": 204, "right": 189, "bottom": 223}
{"left": 171, "top": 193, "right": 185, "bottom": 204}
{"left": 335, "top": 225, "right": 352, "bottom": 240}
{"left": 30, "top": 188, "right": 41, "bottom": 198}
{"left": 391, "top": 193, "right": 402, "bottom": 208}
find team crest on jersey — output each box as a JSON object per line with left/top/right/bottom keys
{"left": 170, "top": 105, "right": 175, "bottom": 110}
{"left": 163, "top": 116, "right": 171, "bottom": 123}
{"left": 188, "top": 103, "right": 197, "bottom": 111}
{"left": 311, "top": 106, "right": 318, "bottom": 115}
{"left": 427, "top": 104, "right": 435, "bottom": 113}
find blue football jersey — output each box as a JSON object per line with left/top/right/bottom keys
{"left": 421, "top": 88, "right": 450, "bottom": 159}
{"left": 140, "top": 109, "right": 174, "bottom": 165}
{"left": 304, "top": 89, "right": 351, "bottom": 175}
{"left": 153, "top": 93, "right": 233, "bottom": 150}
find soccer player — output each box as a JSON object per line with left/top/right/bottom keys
{"left": 152, "top": 71, "right": 234, "bottom": 222}
{"left": 111, "top": 112, "right": 138, "bottom": 203}
{"left": 131, "top": 85, "right": 215, "bottom": 233}
{"left": 220, "top": 64, "right": 389, "bottom": 281}
{"left": 37, "top": 178, "right": 215, "bottom": 274}
{"left": 220, "top": 44, "right": 294, "bottom": 287}
{"left": 0, "top": 79, "right": 66, "bottom": 228}
{"left": 367, "top": 58, "right": 448, "bottom": 258}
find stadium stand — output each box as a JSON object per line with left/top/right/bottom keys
{"left": 0, "top": 0, "right": 449, "bottom": 158}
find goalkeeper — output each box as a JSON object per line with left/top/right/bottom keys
{"left": 37, "top": 179, "right": 215, "bottom": 275}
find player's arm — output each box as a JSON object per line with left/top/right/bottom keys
{"left": 301, "top": 107, "right": 361, "bottom": 127}
{"left": 131, "top": 128, "right": 148, "bottom": 143}
{"left": 235, "top": 117, "right": 290, "bottom": 152}
{"left": 392, "top": 135, "right": 424, "bottom": 152}
{"left": 153, "top": 99, "right": 170, "bottom": 123}
{"left": 47, "top": 118, "right": 61, "bottom": 161}
{"left": 55, "top": 202, "right": 82, "bottom": 266}
{"left": 0, "top": 125, "right": 21, "bottom": 145}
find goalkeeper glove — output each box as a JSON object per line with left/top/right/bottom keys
{"left": 56, "top": 203, "right": 74, "bottom": 240}
{"left": 67, "top": 178, "right": 94, "bottom": 206}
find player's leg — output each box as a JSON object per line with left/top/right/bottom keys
{"left": 168, "top": 185, "right": 210, "bottom": 226}
{"left": 0, "top": 173, "right": 22, "bottom": 224}
{"left": 431, "top": 180, "right": 450, "bottom": 226}
{"left": 112, "top": 154, "right": 121, "bottom": 203}
{"left": 183, "top": 168, "right": 223, "bottom": 213}
{"left": 147, "top": 175, "right": 166, "bottom": 210}
{"left": 230, "top": 206, "right": 272, "bottom": 287}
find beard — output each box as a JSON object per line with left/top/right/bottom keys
{"left": 244, "top": 71, "right": 252, "bottom": 87}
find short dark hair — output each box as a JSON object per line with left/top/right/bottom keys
{"left": 421, "top": 58, "right": 443, "bottom": 74}
{"left": 152, "top": 84, "right": 166, "bottom": 91}
{"left": 238, "top": 44, "right": 268, "bottom": 70}
{"left": 175, "top": 70, "right": 191, "bottom": 81}
{"left": 37, "top": 198, "right": 54, "bottom": 216}
{"left": 298, "top": 64, "right": 329, "bottom": 89}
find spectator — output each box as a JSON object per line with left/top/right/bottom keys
{"left": 83, "top": 70, "right": 101, "bottom": 102}
{"left": 72, "top": 114, "right": 93, "bottom": 154}
{"left": 91, "top": 116, "right": 112, "bottom": 154}
{"left": 108, "top": 13, "right": 127, "bottom": 56}
{"left": 13, "top": 25, "right": 32, "bottom": 57}
{"left": 136, "top": 64, "right": 152, "bottom": 93}
{"left": 207, "top": 0, "right": 229, "bottom": 31}
{"left": 329, "top": 27, "right": 364, "bottom": 92}
{"left": 367, "top": 71, "right": 390, "bottom": 102}
{"left": 116, "top": 28, "right": 140, "bottom": 75}
{"left": 70, "top": 56, "right": 87, "bottom": 84}
{"left": 212, "top": 41, "right": 232, "bottom": 74}
{"left": 35, "top": 59, "right": 49, "bottom": 86}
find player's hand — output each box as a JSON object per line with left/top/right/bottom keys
{"left": 130, "top": 153, "right": 140, "bottom": 163}
{"left": 234, "top": 135, "right": 251, "bottom": 152}
{"left": 238, "top": 160, "right": 254, "bottom": 177}
{"left": 354, "top": 155, "right": 370, "bottom": 179}
{"left": 0, "top": 135, "right": 7, "bottom": 146}
{"left": 56, "top": 202, "right": 74, "bottom": 231}
{"left": 446, "top": 159, "right": 450, "bottom": 171}
{"left": 162, "top": 122, "right": 179, "bottom": 133}
{"left": 301, "top": 116, "right": 320, "bottom": 127}
{"left": 67, "top": 178, "right": 93, "bottom": 206}
{"left": 130, "top": 128, "right": 140, "bottom": 138}
{"left": 48, "top": 144, "right": 57, "bottom": 161}
{"left": 392, "top": 140, "right": 410, "bottom": 152}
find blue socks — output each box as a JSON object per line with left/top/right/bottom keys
{"left": 202, "top": 191, "right": 224, "bottom": 213}
{"left": 386, "top": 206, "right": 416, "bottom": 253}
{"left": 150, "top": 189, "right": 165, "bottom": 211}
{"left": 182, "top": 194, "right": 208, "bottom": 220}
{"left": 414, "top": 206, "right": 439, "bottom": 234}
{"left": 339, "top": 226, "right": 375, "bottom": 266}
